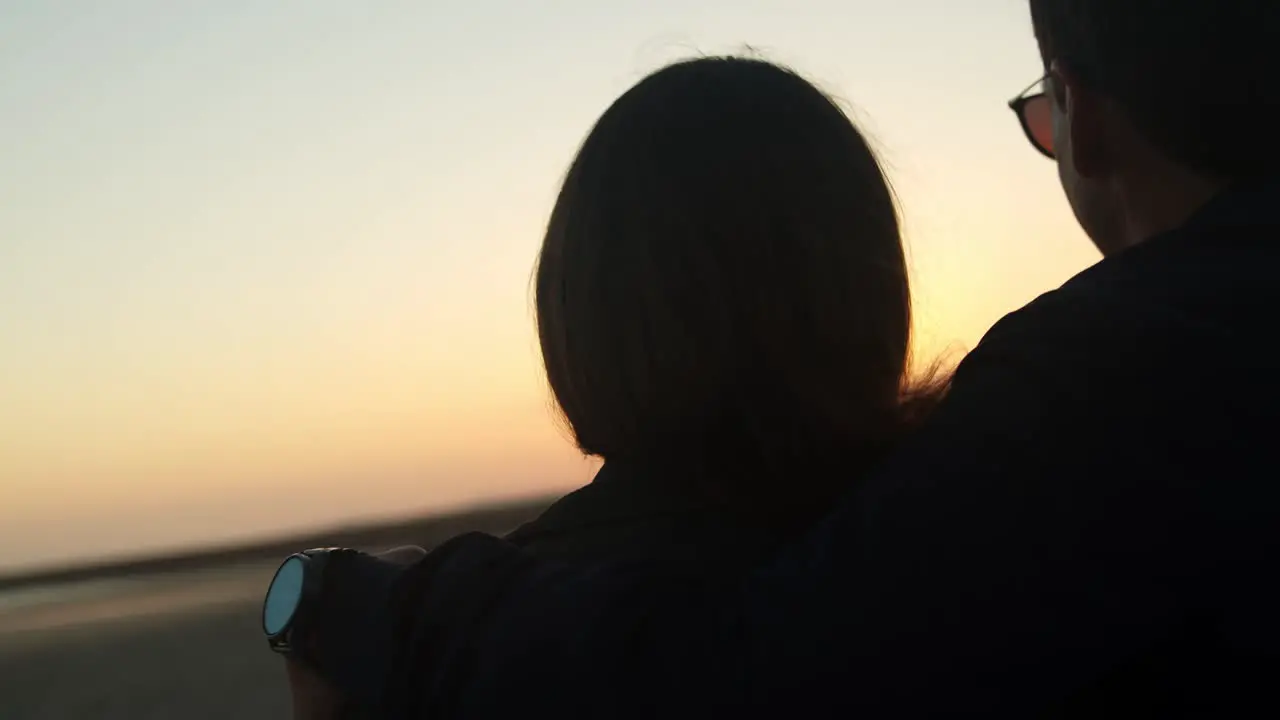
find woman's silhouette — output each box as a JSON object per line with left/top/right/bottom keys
{"left": 503, "top": 55, "right": 946, "bottom": 568}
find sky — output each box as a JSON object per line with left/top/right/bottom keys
{"left": 0, "top": 0, "right": 1100, "bottom": 573}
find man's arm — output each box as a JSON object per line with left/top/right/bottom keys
{"left": 385, "top": 296, "right": 1219, "bottom": 717}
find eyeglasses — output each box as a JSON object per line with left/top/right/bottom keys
{"left": 1008, "top": 75, "right": 1055, "bottom": 159}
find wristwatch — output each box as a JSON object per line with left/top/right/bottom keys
{"left": 263, "top": 547, "right": 350, "bottom": 657}
{"left": 263, "top": 545, "right": 417, "bottom": 717}
{"left": 262, "top": 545, "right": 413, "bottom": 701}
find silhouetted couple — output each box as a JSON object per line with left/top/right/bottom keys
{"left": 283, "top": 0, "right": 1280, "bottom": 716}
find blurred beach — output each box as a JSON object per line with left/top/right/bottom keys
{"left": 0, "top": 499, "right": 551, "bottom": 720}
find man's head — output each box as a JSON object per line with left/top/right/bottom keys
{"left": 1017, "top": 0, "right": 1279, "bottom": 255}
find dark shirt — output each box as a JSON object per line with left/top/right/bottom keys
{"left": 377, "top": 180, "right": 1280, "bottom": 718}
{"left": 503, "top": 460, "right": 783, "bottom": 571}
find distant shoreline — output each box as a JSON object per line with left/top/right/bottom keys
{"left": 0, "top": 496, "right": 555, "bottom": 593}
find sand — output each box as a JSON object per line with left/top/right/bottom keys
{"left": 0, "top": 564, "right": 292, "bottom": 720}
{"left": 0, "top": 499, "right": 554, "bottom": 720}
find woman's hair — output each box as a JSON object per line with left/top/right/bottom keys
{"left": 535, "top": 56, "right": 945, "bottom": 524}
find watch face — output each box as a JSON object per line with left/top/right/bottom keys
{"left": 263, "top": 555, "right": 306, "bottom": 637}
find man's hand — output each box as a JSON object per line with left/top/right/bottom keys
{"left": 285, "top": 657, "right": 346, "bottom": 720}
{"left": 284, "top": 545, "right": 428, "bottom": 720}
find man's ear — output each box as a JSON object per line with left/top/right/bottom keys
{"left": 1049, "top": 61, "right": 1114, "bottom": 179}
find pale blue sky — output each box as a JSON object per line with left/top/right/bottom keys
{"left": 0, "top": 0, "right": 1097, "bottom": 572}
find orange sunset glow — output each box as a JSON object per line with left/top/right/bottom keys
{"left": 0, "top": 0, "right": 1100, "bottom": 573}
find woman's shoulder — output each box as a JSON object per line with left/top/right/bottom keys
{"left": 504, "top": 460, "right": 783, "bottom": 569}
